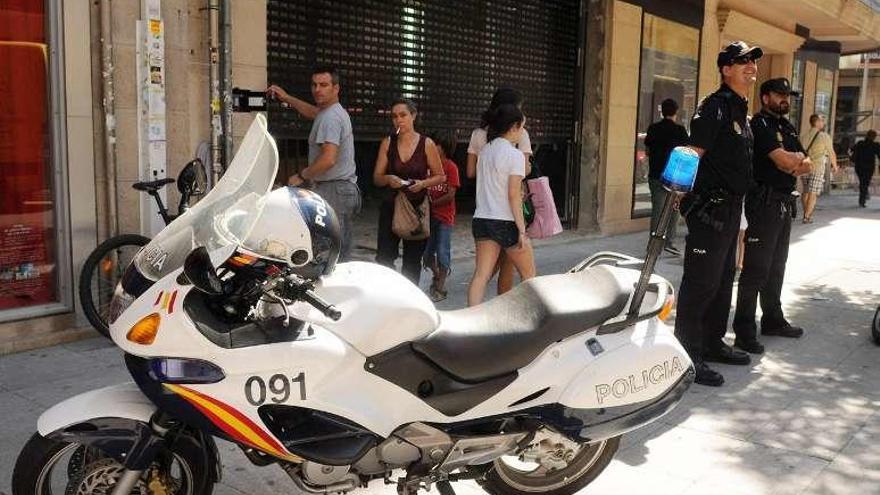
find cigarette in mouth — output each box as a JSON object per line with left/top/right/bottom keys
{"left": 395, "top": 127, "right": 400, "bottom": 135}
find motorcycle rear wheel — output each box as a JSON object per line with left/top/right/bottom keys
{"left": 12, "top": 432, "right": 214, "bottom": 495}
{"left": 476, "top": 435, "right": 620, "bottom": 495}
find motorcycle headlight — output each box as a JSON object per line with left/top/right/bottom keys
{"left": 148, "top": 358, "right": 226, "bottom": 384}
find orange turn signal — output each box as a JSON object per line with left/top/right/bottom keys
{"left": 127, "top": 313, "right": 161, "bottom": 345}
{"left": 658, "top": 295, "right": 675, "bottom": 322}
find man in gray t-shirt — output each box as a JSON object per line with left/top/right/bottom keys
{"left": 268, "top": 67, "right": 361, "bottom": 261}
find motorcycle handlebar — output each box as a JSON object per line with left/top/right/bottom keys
{"left": 300, "top": 289, "right": 342, "bottom": 321}
{"left": 267, "top": 272, "right": 342, "bottom": 321}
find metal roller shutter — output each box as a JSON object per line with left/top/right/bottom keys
{"left": 267, "top": 0, "right": 580, "bottom": 217}
{"left": 268, "top": 0, "right": 578, "bottom": 140}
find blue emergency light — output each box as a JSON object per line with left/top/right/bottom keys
{"left": 660, "top": 146, "right": 700, "bottom": 193}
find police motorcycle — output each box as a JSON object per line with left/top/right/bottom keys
{"left": 12, "top": 115, "right": 695, "bottom": 495}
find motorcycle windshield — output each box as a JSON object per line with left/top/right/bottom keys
{"left": 133, "top": 114, "right": 278, "bottom": 281}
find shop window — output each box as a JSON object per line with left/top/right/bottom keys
{"left": 0, "top": 1, "right": 59, "bottom": 313}
{"left": 815, "top": 67, "right": 835, "bottom": 129}
{"left": 790, "top": 56, "right": 805, "bottom": 133}
{"left": 632, "top": 14, "right": 700, "bottom": 218}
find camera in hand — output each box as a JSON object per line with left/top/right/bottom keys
{"left": 232, "top": 87, "right": 267, "bottom": 112}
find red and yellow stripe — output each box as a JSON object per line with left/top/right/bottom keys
{"left": 164, "top": 384, "right": 302, "bottom": 462}
{"left": 153, "top": 290, "right": 179, "bottom": 314}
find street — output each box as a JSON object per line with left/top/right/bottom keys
{"left": 1, "top": 192, "right": 878, "bottom": 495}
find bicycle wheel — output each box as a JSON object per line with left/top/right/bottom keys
{"left": 78, "top": 234, "right": 150, "bottom": 338}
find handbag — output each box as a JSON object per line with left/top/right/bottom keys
{"left": 392, "top": 191, "right": 431, "bottom": 240}
{"left": 525, "top": 175, "right": 562, "bottom": 239}
{"left": 522, "top": 187, "right": 536, "bottom": 227}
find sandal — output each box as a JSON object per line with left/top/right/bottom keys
{"left": 430, "top": 287, "right": 448, "bottom": 302}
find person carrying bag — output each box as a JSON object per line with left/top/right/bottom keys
{"left": 523, "top": 159, "right": 563, "bottom": 239}
{"left": 372, "top": 98, "right": 446, "bottom": 285}
{"left": 392, "top": 187, "right": 430, "bottom": 240}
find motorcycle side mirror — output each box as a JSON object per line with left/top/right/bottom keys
{"left": 184, "top": 247, "right": 223, "bottom": 295}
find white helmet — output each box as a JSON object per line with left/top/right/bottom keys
{"left": 241, "top": 186, "right": 341, "bottom": 279}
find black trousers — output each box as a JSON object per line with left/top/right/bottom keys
{"left": 856, "top": 165, "right": 875, "bottom": 206}
{"left": 733, "top": 196, "right": 792, "bottom": 341}
{"left": 674, "top": 198, "right": 742, "bottom": 360}
{"left": 376, "top": 200, "right": 427, "bottom": 285}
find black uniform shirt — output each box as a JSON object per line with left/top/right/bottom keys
{"left": 645, "top": 118, "right": 689, "bottom": 180}
{"left": 688, "top": 84, "right": 754, "bottom": 195}
{"left": 750, "top": 110, "right": 803, "bottom": 193}
{"left": 851, "top": 139, "right": 880, "bottom": 169}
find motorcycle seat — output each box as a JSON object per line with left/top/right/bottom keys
{"left": 413, "top": 266, "right": 632, "bottom": 382}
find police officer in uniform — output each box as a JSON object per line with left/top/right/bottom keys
{"left": 733, "top": 78, "right": 813, "bottom": 354}
{"left": 674, "top": 41, "right": 762, "bottom": 387}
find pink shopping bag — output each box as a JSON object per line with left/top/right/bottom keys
{"left": 525, "top": 176, "right": 562, "bottom": 239}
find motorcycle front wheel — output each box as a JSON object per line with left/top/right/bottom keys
{"left": 12, "top": 433, "right": 214, "bottom": 495}
{"left": 476, "top": 433, "right": 620, "bottom": 495}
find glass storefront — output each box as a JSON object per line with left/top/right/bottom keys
{"left": 815, "top": 67, "right": 835, "bottom": 127}
{"left": 631, "top": 14, "right": 700, "bottom": 217}
{"left": 790, "top": 56, "right": 805, "bottom": 133}
{"left": 0, "top": 1, "right": 64, "bottom": 318}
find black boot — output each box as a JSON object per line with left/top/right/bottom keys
{"left": 734, "top": 338, "right": 765, "bottom": 354}
{"left": 694, "top": 360, "right": 724, "bottom": 387}
{"left": 704, "top": 343, "right": 751, "bottom": 365}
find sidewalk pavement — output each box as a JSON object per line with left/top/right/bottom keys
{"left": 1, "top": 193, "right": 878, "bottom": 495}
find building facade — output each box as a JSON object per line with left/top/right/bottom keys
{"left": 592, "top": 0, "right": 880, "bottom": 234}
{"left": 1, "top": 0, "right": 879, "bottom": 352}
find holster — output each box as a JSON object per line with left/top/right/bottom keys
{"left": 682, "top": 189, "right": 731, "bottom": 232}
{"left": 751, "top": 187, "right": 798, "bottom": 220}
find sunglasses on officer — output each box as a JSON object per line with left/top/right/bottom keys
{"left": 730, "top": 55, "right": 757, "bottom": 65}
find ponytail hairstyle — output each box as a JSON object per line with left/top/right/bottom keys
{"left": 480, "top": 87, "right": 523, "bottom": 128}
{"left": 486, "top": 104, "right": 525, "bottom": 142}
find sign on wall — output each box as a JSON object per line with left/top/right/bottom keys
{"left": 136, "top": 0, "right": 167, "bottom": 236}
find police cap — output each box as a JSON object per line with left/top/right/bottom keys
{"left": 717, "top": 41, "right": 764, "bottom": 68}
{"left": 760, "top": 77, "right": 800, "bottom": 97}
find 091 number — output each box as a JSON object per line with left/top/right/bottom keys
{"left": 244, "top": 373, "right": 306, "bottom": 406}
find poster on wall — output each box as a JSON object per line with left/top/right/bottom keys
{"left": 0, "top": 222, "right": 56, "bottom": 310}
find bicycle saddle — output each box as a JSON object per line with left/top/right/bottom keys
{"left": 132, "top": 178, "right": 175, "bottom": 192}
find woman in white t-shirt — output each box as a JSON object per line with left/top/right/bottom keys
{"left": 467, "top": 87, "right": 532, "bottom": 296}
{"left": 467, "top": 104, "right": 536, "bottom": 306}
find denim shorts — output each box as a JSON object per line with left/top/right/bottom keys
{"left": 424, "top": 219, "right": 453, "bottom": 269}
{"left": 472, "top": 217, "right": 519, "bottom": 249}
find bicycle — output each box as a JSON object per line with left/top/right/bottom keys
{"left": 79, "top": 159, "right": 207, "bottom": 338}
